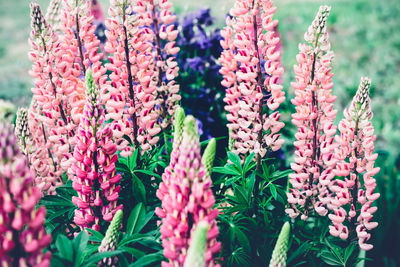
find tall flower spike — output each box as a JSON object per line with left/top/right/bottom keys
{"left": 104, "top": 0, "right": 158, "bottom": 155}
{"left": 329, "top": 78, "right": 380, "bottom": 251}
{"left": 98, "top": 209, "right": 123, "bottom": 267}
{"left": 72, "top": 70, "right": 122, "bottom": 231}
{"left": 202, "top": 138, "right": 216, "bottom": 178}
{"left": 46, "top": 0, "right": 63, "bottom": 32}
{"left": 15, "top": 108, "right": 30, "bottom": 156}
{"left": 269, "top": 222, "right": 290, "bottom": 267}
{"left": 219, "top": 0, "right": 285, "bottom": 159}
{"left": 29, "top": 2, "right": 73, "bottom": 179}
{"left": 286, "top": 6, "right": 338, "bottom": 220}
{"left": 184, "top": 221, "right": 209, "bottom": 267}
{"left": 0, "top": 122, "right": 52, "bottom": 266}
{"left": 156, "top": 115, "right": 220, "bottom": 267}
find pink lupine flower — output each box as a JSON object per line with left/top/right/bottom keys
{"left": 0, "top": 122, "right": 51, "bottom": 266}
{"left": 219, "top": 0, "right": 285, "bottom": 159}
{"left": 104, "top": 0, "right": 180, "bottom": 155}
{"left": 329, "top": 78, "right": 379, "bottom": 251}
{"left": 286, "top": 6, "right": 338, "bottom": 220}
{"left": 72, "top": 70, "right": 122, "bottom": 231}
{"left": 29, "top": 2, "right": 74, "bottom": 179}
{"left": 27, "top": 100, "right": 63, "bottom": 194}
{"left": 156, "top": 115, "right": 220, "bottom": 267}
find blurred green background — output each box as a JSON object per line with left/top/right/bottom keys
{"left": 0, "top": 0, "right": 399, "bottom": 265}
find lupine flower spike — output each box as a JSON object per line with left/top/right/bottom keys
{"left": 184, "top": 221, "right": 209, "bottom": 267}
{"left": 202, "top": 138, "right": 216, "bottom": 178}
{"left": 72, "top": 70, "right": 123, "bottom": 231}
{"left": 286, "top": 6, "right": 338, "bottom": 220}
{"left": 156, "top": 115, "right": 220, "bottom": 267}
{"left": 0, "top": 122, "right": 52, "bottom": 266}
{"left": 269, "top": 222, "right": 290, "bottom": 267}
{"left": 15, "top": 108, "right": 30, "bottom": 157}
{"left": 98, "top": 209, "right": 123, "bottom": 267}
{"left": 219, "top": 0, "right": 285, "bottom": 159}
{"left": 329, "top": 77, "right": 380, "bottom": 251}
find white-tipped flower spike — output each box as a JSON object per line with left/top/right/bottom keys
{"left": 98, "top": 209, "right": 123, "bottom": 267}
{"left": 184, "top": 221, "right": 209, "bottom": 267}
{"left": 15, "top": 108, "right": 30, "bottom": 155}
{"left": 202, "top": 138, "right": 216, "bottom": 178}
{"left": 330, "top": 77, "right": 380, "bottom": 251}
{"left": 269, "top": 222, "right": 290, "bottom": 267}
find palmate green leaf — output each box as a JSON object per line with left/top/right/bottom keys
{"left": 118, "top": 234, "right": 145, "bottom": 247}
{"left": 243, "top": 152, "right": 256, "bottom": 172}
{"left": 269, "top": 184, "right": 278, "bottom": 200}
{"left": 119, "top": 246, "right": 146, "bottom": 258}
{"left": 287, "top": 241, "right": 311, "bottom": 265}
{"left": 129, "top": 251, "right": 164, "bottom": 267}
{"left": 126, "top": 203, "right": 146, "bottom": 235}
{"left": 129, "top": 149, "right": 139, "bottom": 170}
{"left": 82, "top": 250, "right": 124, "bottom": 267}
{"left": 227, "top": 151, "right": 242, "bottom": 172}
{"left": 131, "top": 174, "right": 146, "bottom": 203}
{"left": 213, "top": 166, "right": 240, "bottom": 176}
{"left": 56, "top": 235, "right": 73, "bottom": 262}
{"left": 228, "top": 247, "right": 250, "bottom": 266}
{"left": 74, "top": 231, "right": 89, "bottom": 266}
{"left": 86, "top": 229, "right": 104, "bottom": 243}
{"left": 134, "top": 169, "right": 162, "bottom": 180}
{"left": 320, "top": 251, "right": 344, "bottom": 266}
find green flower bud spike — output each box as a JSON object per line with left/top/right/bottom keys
{"left": 173, "top": 106, "right": 185, "bottom": 146}
{"left": 269, "top": 222, "right": 290, "bottom": 267}
{"left": 98, "top": 209, "right": 123, "bottom": 267}
{"left": 15, "top": 107, "right": 30, "bottom": 154}
{"left": 202, "top": 138, "right": 216, "bottom": 177}
{"left": 184, "top": 221, "right": 209, "bottom": 267}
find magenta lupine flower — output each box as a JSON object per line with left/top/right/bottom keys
{"left": 286, "top": 6, "right": 338, "bottom": 220}
{"left": 0, "top": 122, "right": 52, "bottom": 266}
{"left": 71, "top": 70, "right": 122, "bottom": 231}
{"left": 329, "top": 78, "right": 380, "bottom": 251}
{"left": 156, "top": 115, "right": 220, "bottom": 267}
{"left": 219, "top": 0, "right": 285, "bottom": 159}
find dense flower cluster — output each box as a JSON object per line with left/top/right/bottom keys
{"left": 219, "top": 0, "right": 285, "bottom": 158}
{"left": 104, "top": 0, "right": 180, "bottom": 155}
{"left": 156, "top": 114, "right": 220, "bottom": 266}
{"left": 29, "top": 2, "right": 73, "bottom": 178}
{"left": 71, "top": 71, "right": 122, "bottom": 231}
{"left": 15, "top": 108, "right": 30, "bottom": 155}
{"left": 329, "top": 77, "right": 380, "bottom": 250}
{"left": 0, "top": 122, "right": 51, "bottom": 266}
{"left": 286, "top": 6, "right": 338, "bottom": 220}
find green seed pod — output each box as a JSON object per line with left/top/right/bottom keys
{"left": 184, "top": 221, "right": 209, "bottom": 267}
{"left": 269, "top": 222, "right": 290, "bottom": 267}
{"left": 202, "top": 138, "right": 216, "bottom": 177}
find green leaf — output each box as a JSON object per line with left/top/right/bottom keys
{"left": 74, "top": 231, "right": 89, "bottom": 266}
{"left": 243, "top": 152, "right": 256, "bottom": 172}
{"left": 126, "top": 203, "right": 146, "bottom": 235}
{"left": 227, "top": 152, "right": 242, "bottom": 172}
{"left": 118, "top": 234, "right": 145, "bottom": 247}
{"left": 270, "top": 184, "right": 278, "bottom": 200}
{"left": 320, "top": 251, "right": 344, "bottom": 266}
{"left": 86, "top": 229, "right": 104, "bottom": 243}
{"left": 119, "top": 246, "right": 146, "bottom": 258}
{"left": 134, "top": 169, "right": 161, "bottom": 180}
{"left": 131, "top": 174, "right": 146, "bottom": 203}
{"left": 129, "top": 149, "right": 139, "bottom": 170}
{"left": 56, "top": 235, "right": 73, "bottom": 262}
{"left": 212, "top": 166, "right": 240, "bottom": 176}
{"left": 129, "top": 251, "right": 164, "bottom": 267}
{"left": 82, "top": 250, "right": 124, "bottom": 267}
